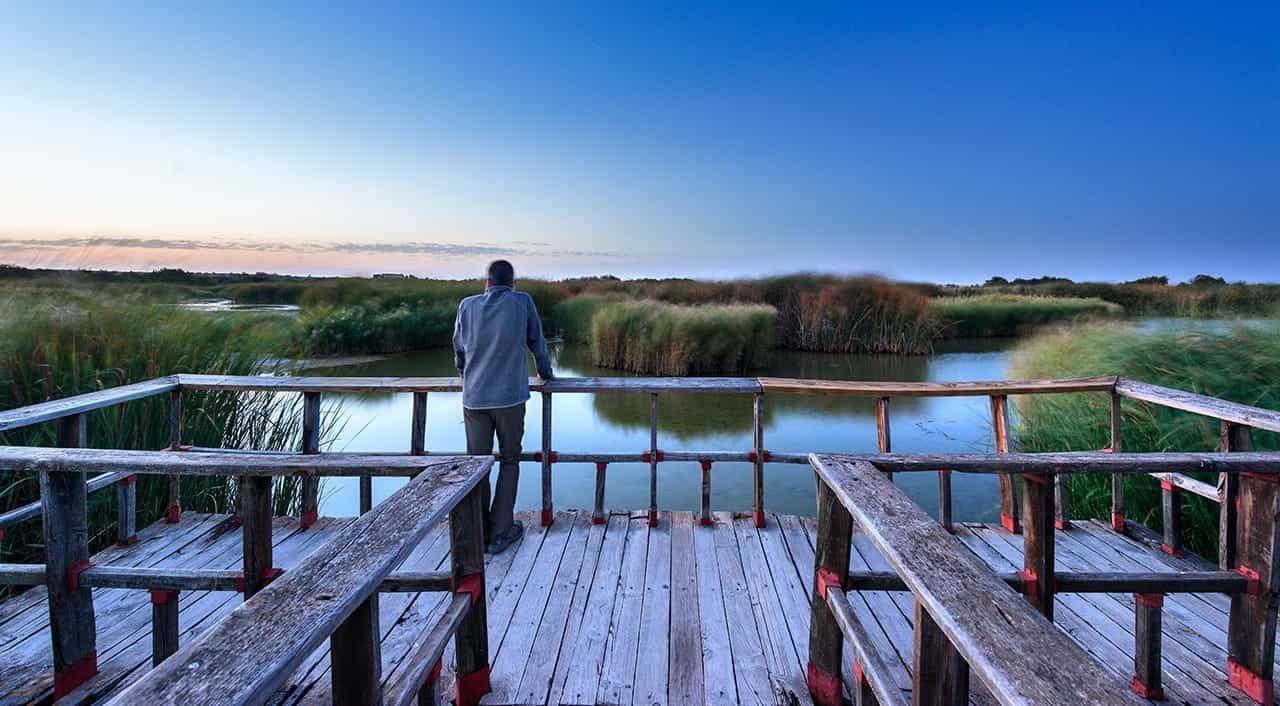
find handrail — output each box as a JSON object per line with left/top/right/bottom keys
{"left": 105, "top": 455, "right": 491, "bottom": 706}
{"left": 808, "top": 454, "right": 1140, "bottom": 705}
{"left": 0, "top": 376, "right": 178, "bottom": 432}
{"left": 1116, "top": 378, "right": 1280, "bottom": 433}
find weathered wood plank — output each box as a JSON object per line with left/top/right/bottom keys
{"left": 0, "top": 470, "right": 130, "bottom": 528}
{"left": 1116, "top": 378, "right": 1280, "bottom": 433}
{"left": 239, "top": 475, "right": 273, "bottom": 599}
{"left": 381, "top": 594, "right": 469, "bottom": 706}
{"left": 809, "top": 454, "right": 1140, "bottom": 705}
{"left": 557, "top": 512, "right": 628, "bottom": 705}
{"left": 913, "top": 596, "right": 970, "bottom": 706}
{"left": 0, "top": 447, "right": 474, "bottom": 476}
{"left": 712, "top": 511, "right": 774, "bottom": 705}
{"left": 330, "top": 594, "right": 381, "bottom": 706}
{"left": 758, "top": 376, "right": 1117, "bottom": 397}
{"left": 691, "top": 512, "right": 737, "bottom": 706}
{"left": 733, "top": 514, "right": 810, "bottom": 703}
{"left": 151, "top": 589, "right": 180, "bottom": 667}
{"left": 0, "top": 377, "right": 178, "bottom": 432}
{"left": 864, "top": 451, "right": 1280, "bottom": 475}
{"left": 667, "top": 512, "right": 704, "bottom": 706}
{"left": 1221, "top": 421, "right": 1252, "bottom": 571}
{"left": 177, "top": 374, "right": 762, "bottom": 395}
{"left": 634, "top": 511, "right": 672, "bottom": 706}
{"left": 823, "top": 586, "right": 909, "bottom": 706}
{"left": 1021, "top": 473, "right": 1055, "bottom": 618}
{"left": 597, "top": 513, "right": 649, "bottom": 705}
{"left": 104, "top": 457, "right": 490, "bottom": 706}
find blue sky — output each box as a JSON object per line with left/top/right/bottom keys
{"left": 0, "top": 2, "right": 1276, "bottom": 282}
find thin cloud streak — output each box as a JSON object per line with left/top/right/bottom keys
{"left": 0, "top": 235, "right": 619, "bottom": 260}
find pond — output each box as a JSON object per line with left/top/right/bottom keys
{"left": 309, "top": 338, "right": 1022, "bottom": 521}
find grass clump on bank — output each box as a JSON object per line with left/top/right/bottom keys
{"left": 932, "top": 294, "right": 1123, "bottom": 337}
{"left": 590, "top": 301, "right": 776, "bottom": 375}
{"left": 0, "top": 295, "right": 307, "bottom": 569}
{"left": 1009, "top": 323, "right": 1280, "bottom": 559}
{"left": 293, "top": 302, "right": 456, "bottom": 355}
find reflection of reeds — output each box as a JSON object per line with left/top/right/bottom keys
{"left": 1010, "top": 323, "right": 1280, "bottom": 559}
{"left": 932, "top": 294, "right": 1122, "bottom": 338}
{"left": 590, "top": 301, "right": 776, "bottom": 375}
{"left": 0, "top": 296, "right": 311, "bottom": 570}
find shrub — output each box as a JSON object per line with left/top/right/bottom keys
{"left": 932, "top": 295, "right": 1122, "bottom": 337}
{"left": 590, "top": 301, "right": 776, "bottom": 375}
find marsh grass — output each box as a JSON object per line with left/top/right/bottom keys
{"left": 932, "top": 294, "right": 1123, "bottom": 337}
{"left": 0, "top": 294, "right": 312, "bottom": 567}
{"left": 1009, "top": 323, "right": 1280, "bottom": 558}
{"left": 590, "top": 301, "right": 776, "bottom": 375}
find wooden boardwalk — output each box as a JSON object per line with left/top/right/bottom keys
{"left": 0, "top": 510, "right": 1268, "bottom": 705}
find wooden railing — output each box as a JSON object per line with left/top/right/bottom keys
{"left": 3, "top": 373, "right": 1280, "bottom": 703}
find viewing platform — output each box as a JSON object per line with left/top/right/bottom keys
{"left": 2, "top": 374, "right": 1280, "bottom": 705}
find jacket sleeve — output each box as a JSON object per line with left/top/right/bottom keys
{"left": 525, "top": 295, "right": 554, "bottom": 380}
{"left": 452, "top": 303, "right": 466, "bottom": 374}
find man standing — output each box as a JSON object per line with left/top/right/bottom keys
{"left": 453, "top": 260, "right": 554, "bottom": 554}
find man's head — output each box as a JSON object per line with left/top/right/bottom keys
{"left": 486, "top": 259, "right": 515, "bottom": 288}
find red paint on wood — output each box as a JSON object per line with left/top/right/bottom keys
{"left": 806, "top": 662, "right": 842, "bottom": 706}
{"left": 150, "top": 589, "right": 180, "bottom": 605}
{"left": 815, "top": 567, "right": 843, "bottom": 600}
{"left": 748, "top": 449, "right": 772, "bottom": 463}
{"left": 53, "top": 651, "right": 98, "bottom": 698}
{"left": 300, "top": 508, "right": 318, "bottom": 529}
{"left": 1016, "top": 569, "right": 1039, "bottom": 599}
{"left": 641, "top": 449, "right": 665, "bottom": 463}
{"left": 1229, "top": 659, "right": 1276, "bottom": 706}
{"left": 456, "top": 666, "right": 492, "bottom": 706}
{"left": 1000, "top": 511, "right": 1020, "bottom": 534}
{"left": 1239, "top": 566, "right": 1262, "bottom": 597}
{"left": 1111, "top": 512, "right": 1125, "bottom": 532}
{"left": 541, "top": 508, "right": 553, "bottom": 527}
{"left": 699, "top": 459, "right": 713, "bottom": 472}
{"left": 753, "top": 509, "right": 766, "bottom": 528}
{"left": 67, "top": 560, "right": 91, "bottom": 592}
{"left": 166, "top": 505, "right": 181, "bottom": 524}
{"left": 1134, "top": 592, "right": 1164, "bottom": 608}
{"left": 1130, "top": 676, "right": 1165, "bottom": 701}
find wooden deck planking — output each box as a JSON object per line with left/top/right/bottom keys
{"left": 0, "top": 511, "right": 1265, "bottom": 705}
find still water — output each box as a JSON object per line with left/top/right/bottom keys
{"left": 310, "top": 339, "right": 1022, "bottom": 521}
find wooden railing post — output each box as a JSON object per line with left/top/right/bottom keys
{"left": 239, "top": 475, "right": 274, "bottom": 599}
{"left": 807, "top": 477, "right": 852, "bottom": 706}
{"left": 699, "top": 460, "right": 713, "bottom": 527}
{"left": 991, "top": 395, "right": 1019, "bottom": 533}
{"left": 45, "top": 413, "right": 97, "bottom": 697}
{"left": 649, "top": 392, "right": 659, "bottom": 527}
{"left": 937, "top": 470, "right": 953, "bottom": 533}
{"left": 1160, "top": 480, "right": 1183, "bottom": 556}
{"left": 301, "top": 391, "right": 321, "bottom": 528}
{"left": 1226, "top": 440, "right": 1277, "bottom": 706}
{"left": 593, "top": 462, "right": 607, "bottom": 525}
{"left": 115, "top": 474, "right": 137, "bottom": 547}
{"left": 166, "top": 388, "right": 182, "bottom": 523}
{"left": 541, "top": 391, "right": 553, "bottom": 527}
{"left": 1021, "top": 472, "right": 1055, "bottom": 619}
{"left": 451, "top": 483, "right": 491, "bottom": 706}
{"left": 1054, "top": 474, "right": 1072, "bottom": 530}
{"left": 410, "top": 391, "right": 428, "bottom": 455}
{"left": 875, "top": 396, "right": 892, "bottom": 481}
{"left": 331, "top": 592, "right": 381, "bottom": 705}
{"left": 752, "top": 392, "right": 766, "bottom": 528}
{"left": 1220, "top": 422, "right": 1252, "bottom": 570}
{"left": 913, "top": 598, "right": 970, "bottom": 706}
{"left": 150, "top": 589, "right": 180, "bottom": 667}
{"left": 1109, "top": 391, "right": 1124, "bottom": 532}
{"left": 1132, "top": 592, "right": 1164, "bottom": 700}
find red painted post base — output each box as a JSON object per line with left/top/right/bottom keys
{"left": 648, "top": 509, "right": 658, "bottom": 526}
{"left": 300, "top": 508, "right": 318, "bottom": 529}
{"left": 1131, "top": 676, "right": 1165, "bottom": 701}
{"left": 1229, "top": 660, "right": 1276, "bottom": 706}
{"left": 53, "top": 652, "right": 98, "bottom": 699}
{"left": 806, "top": 662, "right": 842, "bottom": 706}
{"left": 541, "top": 509, "right": 553, "bottom": 527}
{"left": 1000, "top": 511, "right": 1020, "bottom": 534}
{"left": 1054, "top": 519, "right": 1071, "bottom": 530}
{"left": 699, "top": 516, "right": 713, "bottom": 527}
{"left": 455, "top": 665, "right": 492, "bottom": 706}
{"left": 1111, "top": 512, "right": 1125, "bottom": 532}
{"left": 150, "top": 588, "right": 180, "bottom": 605}
{"left": 592, "top": 515, "right": 605, "bottom": 526}
{"left": 753, "top": 509, "right": 766, "bottom": 528}
{"left": 166, "top": 505, "right": 182, "bottom": 524}
{"left": 1160, "top": 543, "right": 1184, "bottom": 558}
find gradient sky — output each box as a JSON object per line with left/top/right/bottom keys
{"left": 1, "top": 2, "right": 1276, "bottom": 282}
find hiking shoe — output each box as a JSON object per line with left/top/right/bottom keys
{"left": 486, "top": 521, "right": 524, "bottom": 555}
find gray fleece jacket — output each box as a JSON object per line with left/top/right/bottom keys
{"left": 452, "top": 285, "right": 554, "bottom": 409}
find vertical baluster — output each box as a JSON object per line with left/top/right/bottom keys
{"left": 410, "top": 391, "right": 428, "bottom": 455}
{"left": 699, "top": 460, "right": 713, "bottom": 527}
{"left": 451, "top": 483, "right": 491, "bottom": 706}
{"left": 913, "top": 598, "right": 970, "bottom": 706}
{"left": 1225, "top": 428, "right": 1276, "bottom": 706}
{"left": 166, "top": 389, "right": 182, "bottom": 523}
{"left": 593, "top": 462, "right": 607, "bottom": 525}
{"left": 1160, "top": 479, "right": 1183, "bottom": 556}
{"left": 331, "top": 592, "right": 381, "bottom": 705}
{"left": 1021, "top": 472, "right": 1055, "bottom": 619}
{"left": 752, "top": 392, "right": 765, "bottom": 528}
{"left": 150, "top": 589, "right": 180, "bottom": 667}
{"left": 937, "top": 470, "right": 953, "bottom": 533}
{"left": 239, "top": 475, "right": 273, "bottom": 599}
{"left": 1054, "top": 474, "right": 1072, "bottom": 531}
{"left": 1109, "top": 391, "right": 1125, "bottom": 532}
{"left": 649, "top": 393, "right": 659, "bottom": 527}
{"left": 1220, "top": 421, "right": 1251, "bottom": 570}
{"left": 875, "top": 396, "right": 892, "bottom": 482}
{"left": 300, "top": 391, "right": 321, "bottom": 528}
{"left": 806, "top": 477, "right": 852, "bottom": 706}
{"left": 991, "top": 395, "right": 1018, "bottom": 533}
{"left": 115, "top": 474, "right": 137, "bottom": 547}
{"left": 541, "top": 391, "right": 553, "bottom": 527}
{"left": 45, "top": 413, "right": 97, "bottom": 698}
{"left": 1132, "top": 592, "right": 1165, "bottom": 700}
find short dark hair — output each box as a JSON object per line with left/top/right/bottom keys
{"left": 487, "top": 259, "right": 515, "bottom": 286}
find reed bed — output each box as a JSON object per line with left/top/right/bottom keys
{"left": 590, "top": 301, "right": 776, "bottom": 375}
{"left": 0, "top": 295, "right": 310, "bottom": 568}
{"left": 1009, "top": 323, "right": 1280, "bottom": 558}
{"left": 932, "top": 294, "right": 1123, "bottom": 337}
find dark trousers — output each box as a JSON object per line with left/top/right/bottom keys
{"left": 464, "top": 402, "right": 525, "bottom": 541}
